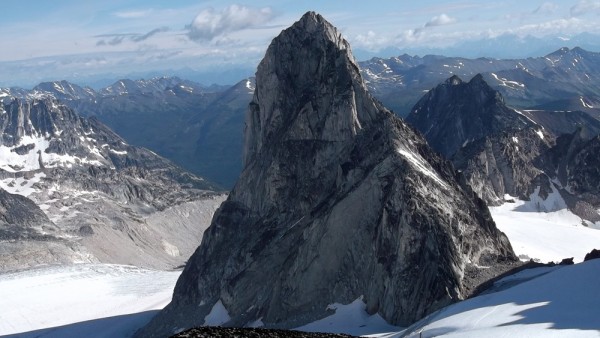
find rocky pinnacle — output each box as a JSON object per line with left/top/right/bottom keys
{"left": 138, "top": 12, "right": 516, "bottom": 337}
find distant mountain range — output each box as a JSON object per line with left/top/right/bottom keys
{"left": 354, "top": 33, "right": 600, "bottom": 61}
{"left": 359, "top": 46, "right": 600, "bottom": 117}
{"left": 1, "top": 77, "right": 251, "bottom": 188}
{"left": 3, "top": 47, "right": 600, "bottom": 190}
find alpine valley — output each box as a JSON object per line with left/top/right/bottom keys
{"left": 1, "top": 9, "right": 600, "bottom": 338}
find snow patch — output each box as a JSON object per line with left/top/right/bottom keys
{"left": 109, "top": 149, "right": 128, "bottom": 155}
{"left": 491, "top": 73, "right": 525, "bottom": 89}
{"left": 535, "top": 129, "right": 544, "bottom": 139}
{"left": 512, "top": 109, "right": 539, "bottom": 126}
{"left": 0, "top": 172, "right": 46, "bottom": 196}
{"left": 296, "top": 297, "right": 403, "bottom": 336}
{"left": 521, "top": 184, "right": 566, "bottom": 212}
{"left": 580, "top": 96, "right": 594, "bottom": 109}
{"left": 245, "top": 79, "right": 255, "bottom": 91}
{"left": 204, "top": 300, "right": 231, "bottom": 326}
{"left": 246, "top": 318, "right": 264, "bottom": 328}
{"left": 161, "top": 240, "right": 180, "bottom": 257}
{"left": 397, "top": 148, "right": 449, "bottom": 189}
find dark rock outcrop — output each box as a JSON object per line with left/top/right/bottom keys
{"left": 0, "top": 187, "right": 57, "bottom": 241}
{"left": 584, "top": 249, "right": 600, "bottom": 261}
{"left": 452, "top": 127, "right": 554, "bottom": 204}
{"left": 172, "top": 327, "right": 355, "bottom": 338}
{"left": 138, "top": 12, "right": 515, "bottom": 337}
{"left": 406, "top": 74, "right": 533, "bottom": 158}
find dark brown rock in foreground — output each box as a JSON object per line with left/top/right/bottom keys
{"left": 172, "top": 327, "right": 355, "bottom": 338}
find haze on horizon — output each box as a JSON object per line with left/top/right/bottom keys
{"left": 1, "top": 0, "right": 600, "bottom": 88}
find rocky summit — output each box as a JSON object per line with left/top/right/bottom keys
{"left": 406, "top": 74, "right": 533, "bottom": 159}
{"left": 138, "top": 12, "right": 516, "bottom": 337}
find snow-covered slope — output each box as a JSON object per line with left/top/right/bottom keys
{"left": 0, "top": 264, "right": 180, "bottom": 338}
{"left": 399, "top": 259, "right": 600, "bottom": 338}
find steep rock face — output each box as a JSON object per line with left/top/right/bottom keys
{"left": 0, "top": 97, "right": 224, "bottom": 271}
{"left": 543, "top": 128, "right": 600, "bottom": 223}
{"left": 452, "top": 128, "right": 554, "bottom": 204}
{"left": 139, "top": 12, "right": 515, "bottom": 337}
{"left": 406, "top": 74, "right": 533, "bottom": 158}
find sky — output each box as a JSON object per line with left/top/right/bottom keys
{"left": 1, "top": 0, "right": 600, "bottom": 88}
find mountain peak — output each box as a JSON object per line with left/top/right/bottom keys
{"left": 140, "top": 12, "right": 515, "bottom": 337}
{"left": 407, "top": 74, "right": 532, "bottom": 158}
{"left": 243, "top": 10, "right": 376, "bottom": 165}
{"left": 446, "top": 75, "right": 463, "bottom": 85}
{"left": 469, "top": 73, "right": 485, "bottom": 84}
{"left": 296, "top": 11, "right": 334, "bottom": 34}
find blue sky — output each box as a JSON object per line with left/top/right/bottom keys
{"left": 1, "top": 0, "right": 600, "bottom": 87}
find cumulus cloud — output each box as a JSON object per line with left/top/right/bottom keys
{"left": 424, "top": 13, "right": 457, "bottom": 27}
{"left": 571, "top": 0, "right": 600, "bottom": 16}
{"left": 392, "top": 13, "right": 457, "bottom": 46}
{"left": 187, "top": 4, "right": 275, "bottom": 41}
{"left": 516, "top": 17, "right": 584, "bottom": 34}
{"left": 353, "top": 30, "right": 390, "bottom": 51}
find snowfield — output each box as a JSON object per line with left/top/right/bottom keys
{"left": 0, "top": 264, "right": 180, "bottom": 338}
{"left": 490, "top": 198, "right": 600, "bottom": 263}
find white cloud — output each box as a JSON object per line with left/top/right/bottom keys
{"left": 353, "top": 31, "right": 390, "bottom": 51}
{"left": 424, "top": 13, "right": 457, "bottom": 27}
{"left": 513, "top": 17, "right": 586, "bottom": 36}
{"left": 187, "top": 5, "right": 275, "bottom": 41}
{"left": 570, "top": 0, "right": 600, "bottom": 16}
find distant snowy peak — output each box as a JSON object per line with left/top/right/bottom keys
{"left": 100, "top": 76, "right": 206, "bottom": 96}
{"left": 0, "top": 98, "right": 121, "bottom": 173}
{"left": 0, "top": 76, "right": 219, "bottom": 105}
{"left": 33, "top": 80, "right": 95, "bottom": 102}
{"left": 359, "top": 46, "right": 600, "bottom": 116}
{"left": 0, "top": 96, "right": 216, "bottom": 193}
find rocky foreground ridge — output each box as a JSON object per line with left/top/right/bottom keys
{"left": 138, "top": 12, "right": 516, "bottom": 337}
